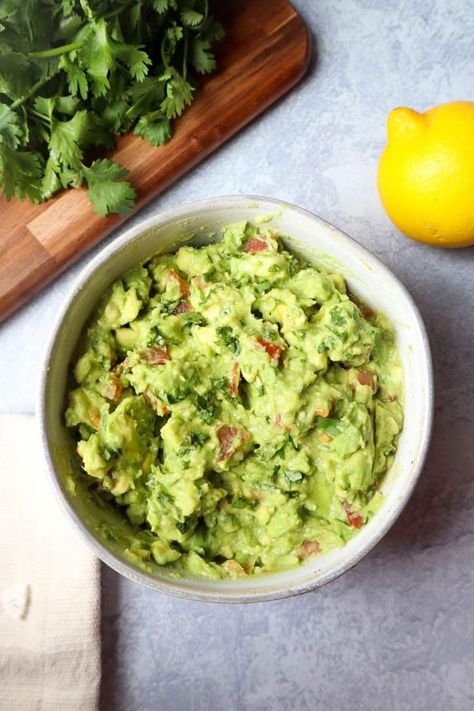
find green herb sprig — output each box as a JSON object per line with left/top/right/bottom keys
{"left": 0, "top": 0, "right": 223, "bottom": 215}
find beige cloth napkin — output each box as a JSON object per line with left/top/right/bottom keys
{"left": 0, "top": 415, "right": 101, "bottom": 711}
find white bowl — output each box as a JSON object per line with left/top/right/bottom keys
{"left": 39, "top": 195, "right": 433, "bottom": 602}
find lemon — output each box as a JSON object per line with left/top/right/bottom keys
{"left": 377, "top": 101, "right": 474, "bottom": 248}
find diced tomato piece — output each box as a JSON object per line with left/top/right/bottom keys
{"left": 389, "top": 394, "right": 398, "bottom": 402}
{"left": 167, "top": 269, "right": 189, "bottom": 297}
{"left": 229, "top": 362, "right": 240, "bottom": 397}
{"left": 348, "top": 292, "right": 375, "bottom": 320}
{"left": 142, "top": 346, "right": 169, "bottom": 365}
{"left": 173, "top": 301, "right": 192, "bottom": 314}
{"left": 345, "top": 507, "right": 364, "bottom": 529}
{"left": 217, "top": 425, "right": 239, "bottom": 460}
{"left": 244, "top": 238, "right": 268, "bottom": 253}
{"left": 256, "top": 338, "right": 283, "bottom": 362}
{"left": 216, "top": 425, "right": 247, "bottom": 462}
{"left": 358, "top": 369, "right": 375, "bottom": 388}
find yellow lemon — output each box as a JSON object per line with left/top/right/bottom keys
{"left": 377, "top": 101, "right": 474, "bottom": 248}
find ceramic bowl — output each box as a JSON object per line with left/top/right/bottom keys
{"left": 39, "top": 195, "right": 433, "bottom": 602}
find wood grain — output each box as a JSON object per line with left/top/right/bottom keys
{"left": 0, "top": 0, "right": 310, "bottom": 322}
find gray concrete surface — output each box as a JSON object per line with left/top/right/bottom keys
{"left": 1, "top": 0, "right": 474, "bottom": 709}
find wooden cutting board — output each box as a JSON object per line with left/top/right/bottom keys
{"left": 0, "top": 0, "right": 309, "bottom": 322}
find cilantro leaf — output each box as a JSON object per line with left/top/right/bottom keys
{"left": 191, "top": 38, "right": 216, "bottom": 74}
{"left": 161, "top": 25, "right": 184, "bottom": 65}
{"left": 133, "top": 113, "right": 171, "bottom": 146}
{"left": 153, "top": 0, "right": 177, "bottom": 15}
{"left": 0, "top": 146, "right": 43, "bottom": 201}
{"left": 216, "top": 326, "right": 241, "bottom": 355}
{"left": 0, "top": 48, "right": 34, "bottom": 99}
{"left": 41, "top": 157, "right": 62, "bottom": 199}
{"left": 82, "top": 159, "right": 136, "bottom": 217}
{"left": 78, "top": 20, "right": 117, "bottom": 97}
{"left": 0, "top": 104, "right": 22, "bottom": 149}
{"left": 59, "top": 56, "right": 89, "bottom": 100}
{"left": 181, "top": 9, "right": 204, "bottom": 27}
{"left": 127, "top": 77, "right": 167, "bottom": 121}
{"left": 160, "top": 68, "right": 193, "bottom": 118}
{"left": 202, "top": 18, "right": 225, "bottom": 44}
{"left": 49, "top": 110, "right": 90, "bottom": 169}
{"left": 118, "top": 45, "right": 152, "bottom": 82}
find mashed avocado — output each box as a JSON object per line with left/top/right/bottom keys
{"left": 65, "top": 221, "right": 403, "bottom": 579}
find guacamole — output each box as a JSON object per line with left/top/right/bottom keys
{"left": 65, "top": 221, "right": 403, "bottom": 579}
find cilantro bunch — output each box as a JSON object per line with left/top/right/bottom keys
{"left": 0, "top": 0, "right": 223, "bottom": 216}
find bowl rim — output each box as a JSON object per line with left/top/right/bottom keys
{"left": 38, "top": 194, "right": 434, "bottom": 603}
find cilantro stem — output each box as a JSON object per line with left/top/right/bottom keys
{"left": 103, "top": 6, "right": 127, "bottom": 20}
{"left": 10, "top": 77, "right": 50, "bottom": 110}
{"left": 27, "top": 41, "right": 82, "bottom": 59}
{"left": 160, "top": 41, "right": 169, "bottom": 70}
{"left": 182, "top": 30, "right": 189, "bottom": 81}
